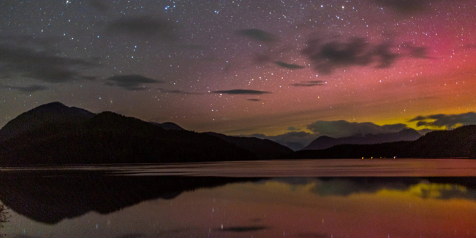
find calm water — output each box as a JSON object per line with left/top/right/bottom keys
{"left": 1, "top": 159, "right": 476, "bottom": 238}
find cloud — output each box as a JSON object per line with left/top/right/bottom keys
{"left": 114, "top": 234, "right": 146, "bottom": 238}
{"left": 212, "top": 89, "right": 271, "bottom": 95}
{"left": 399, "top": 43, "right": 432, "bottom": 59}
{"left": 236, "top": 29, "right": 277, "bottom": 42}
{"left": 253, "top": 54, "right": 272, "bottom": 64}
{"left": 106, "top": 16, "right": 176, "bottom": 40}
{"left": 463, "top": 44, "right": 476, "bottom": 49}
{"left": 307, "top": 120, "right": 408, "bottom": 138}
{"left": 157, "top": 88, "right": 203, "bottom": 95}
{"left": 291, "top": 80, "right": 325, "bottom": 87}
{"left": 373, "top": 0, "right": 431, "bottom": 14}
{"left": 408, "top": 46, "right": 430, "bottom": 58}
{"left": 247, "top": 98, "right": 261, "bottom": 102}
{"left": 0, "top": 43, "right": 97, "bottom": 83}
{"left": 0, "top": 85, "right": 48, "bottom": 93}
{"left": 409, "top": 112, "right": 476, "bottom": 129}
{"left": 88, "top": 0, "right": 108, "bottom": 12}
{"left": 105, "top": 75, "right": 163, "bottom": 90}
{"left": 274, "top": 61, "right": 305, "bottom": 69}
{"left": 214, "top": 226, "right": 270, "bottom": 233}
{"left": 302, "top": 38, "right": 402, "bottom": 74}
{"left": 0, "top": 35, "right": 56, "bottom": 50}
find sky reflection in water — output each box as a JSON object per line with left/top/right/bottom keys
{"left": 1, "top": 172, "right": 476, "bottom": 238}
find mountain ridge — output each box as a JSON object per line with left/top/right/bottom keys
{"left": 1, "top": 102, "right": 475, "bottom": 165}
{"left": 0, "top": 102, "right": 95, "bottom": 142}
{"left": 303, "top": 128, "right": 421, "bottom": 150}
{"left": 289, "top": 125, "right": 476, "bottom": 159}
{"left": 0, "top": 103, "right": 291, "bottom": 165}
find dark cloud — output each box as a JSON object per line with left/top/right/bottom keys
{"left": 253, "top": 54, "right": 272, "bottom": 64}
{"left": 0, "top": 35, "right": 56, "bottom": 50}
{"left": 236, "top": 29, "right": 277, "bottom": 42}
{"left": 9, "top": 235, "right": 41, "bottom": 238}
{"left": 82, "top": 75, "right": 98, "bottom": 80}
{"left": 0, "top": 43, "right": 97, "bottom": 83}
{"left": 302, "top": 38, "right": 401, "bottom": 74}
{"left": 373, "top": 42, "right": 399, "bottom": 68}
{"left": 212, "top": 89, "right": 271, "bottom": 95}
{"left": 114, "top": 234, "right": 145, "bottom": 238}
{"left": 157, "top": 88, "right": 203, "bottom": 95}
{"left": 409, "top": 112, "right": 476, "bottom": 129}
{"left": 409, "top": 46, "right": 430, "bottom": 58}
{"left": 274, "top": 61, "right": 305, "bottom": 69}
{"left": 88, "top": 0, "right": 108, "bottom": 12}
{"left": 307, "top": 120, "right": 408, "bottom": 138}
{"left": 181, "top": 44, "right": 207, "bottom": 50}
{"left": 463, "top": 44, "right": 476, "bottom": 49}
{"left": 291, "top": 80, "right": 325, "bottom": 87}
{"left": 105, "top": 75, "right": 163, "bottom": 90}
{"left": 401, "top": 43, "right": 432, "bottom": 59}
{"left": 1, "top": 85, "right": 48, "bottom": 93}
{"left": 373, "top": 0, "right": 430, "bottom": 14}
{"left": 214, "top": 226, "right": 270, "bottom": 232}
{"left": 247, "top": 98, "right": 261, "bottom": 102}
{"left": 106, "top": 16, "right": 176, "bottom": 40}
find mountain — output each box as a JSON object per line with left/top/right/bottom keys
{"left": 0, "top": 103, "right": 268, "bottom": 165}
{"left": 206, "top": 132, "right": 293, "bottom": 159}
{"left": 289, "top": 125, "right": 476, "bottom": 159}
{"left": 0, "top": 102, "right": 94, "bottom": 142}
{"left": 150, "top": 122, "right": 185, "bottom": 131}
{"left": 406, "top": 125, "right": 476, "bottom": 158}
{"left": 303, "top": 128, "right": 422, "bottom": 150}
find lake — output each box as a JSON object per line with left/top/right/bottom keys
{"left": 1, "top": 159, "right": 476, "bottom": 238}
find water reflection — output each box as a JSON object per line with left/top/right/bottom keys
{"left": 0, "top": 202, "right": 8, "bottom": 238}
{"left": 1, "top": 173, "right": 476, "bottom": 238}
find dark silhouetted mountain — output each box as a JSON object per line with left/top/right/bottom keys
{"left": 303, "top": 135, "right": 337, "bottom": 151}
{"left": 289, "top": 125, "right": 476, "bottom": 159}
{"left": 0, "top": 102, "right": 94, "bottom": 142}
{"left": 406, "top": 125, "right": 476, "bottom": 158}
{"left": 303, "top": 128, "right": 421, "bottom": 150}
{"left": 0, "top": 172, "right": 262, "bottom": 224}
{"left": 206, "top": 132, "right": 293, "bottom": 159}
{"left": 150, "top": 121, "right": 185, "bottom": 130}
{"left": 0, "top": 105, "right": 261, "bottom": 165}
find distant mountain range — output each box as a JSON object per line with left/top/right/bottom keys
{"left": 303, "top": 128, "right": 422, "bottom": 150}
{"left": 0, "top": 102, "right": 291, "bottom": 166}
{"left": 0, "top": 102, "right": 475, "bottom": 165}
{"left": 206, "top": 132, "right": 292, "bottom": 159}
{"left": 289, "top": 125, "right": 476, "bottom": 159}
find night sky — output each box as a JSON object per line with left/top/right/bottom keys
{"left": 1, "top": 0, "right": 476, "bottom": 148}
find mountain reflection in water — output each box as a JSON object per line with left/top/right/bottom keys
{"left": 1, "top": 161, "right": 476, "bottom": 238}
